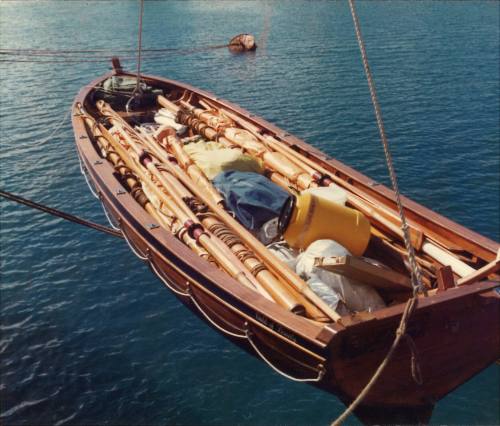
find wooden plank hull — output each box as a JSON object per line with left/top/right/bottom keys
{"left": 72, "top": 68, "right": 500, "bottom": 423}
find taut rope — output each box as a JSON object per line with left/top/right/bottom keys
{"left": 134, "top": 0, "right": 145, "bottom": 95}
{"left": 348, "top": 0, "right": 424, "bottom": 295}
{"left": 0, "top": 189, "right": 123, "bottom": 239}
{"left": 331, "top": 1, "right": 426, "bottom": 424}
{"left": 127, "top": 0, "right": 145, "bottom": 112}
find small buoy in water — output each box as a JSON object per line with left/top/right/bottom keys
{"left": 228, "top": 34, "right": 257, "bottom": 53}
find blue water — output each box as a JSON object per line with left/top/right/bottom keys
{"left": 1, "top": 1, "right": 498, "bottom": 425}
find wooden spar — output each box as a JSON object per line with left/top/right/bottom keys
{"left": 160, "top": 96, "right": 318, "bottom": 189}
{"left": 79, "top": 107, "right": 164, "bottom": 225}
{"left": 157, "top": 97, "right": 341, "bottom": 322}
{"left": 96, "top": 121, "right": 279, "bottom": 300}
{"left": 207, "top": 102, "right": 480, "bottom": 279}
{"left": 457, "top": 248, "right": 500, "bottom": 286}
{"left": 348, "top": 192, "right": 424, "bottom": 249}
{"left": 140, "top": 128, "right": 328, "bottom": 321}
{"left": 140, "top": 127, "right": 225, "bottom": 207}
{"left": 138, "top": 128, "right": 316, "bottom": 306}
{"left": 96, "top": 104, "right": 308, "bottom": 314}
{"left": 99, "top": 105, "right": 328, "bottom": 320}
{"left": 371, "top": 227, "right": 436, "bottom": 275}
{"left": 78, "top": 107, "right": 211, "bottom": 259}
{"left": 421, "top": 241, "right": 475, "bottom": 277}
{"left": 192, "top": 110, "right": 317, "bottom": 189}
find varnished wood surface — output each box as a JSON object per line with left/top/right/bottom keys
{"left": 72, "top": 68, "right": 500, "bottom": 415}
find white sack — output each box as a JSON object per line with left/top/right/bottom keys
{"left": 267, "top": 241, "right": 299, "bottom": 270}
{"left": 296, "top": 240, "right": 386, "bottom": 313}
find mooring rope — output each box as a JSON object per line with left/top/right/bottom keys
{"left": 331, "top": 1, "right": 425, "bottom": 424}
{"left": 0, "top": 189, "right": 123, "bottom": 239}
{"left": 0, "top": 45, "right": 230, "bottom": 64}
{"left": 0, "top": 46, "right": 229, "bottom": 55}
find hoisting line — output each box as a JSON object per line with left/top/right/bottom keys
{"left": 126, "top": 0, "right": 145, "bottom": 112}
{"left": 133, "top": 0, "right": 145, "bottom": 97}
{"left": 0, "top": 189, "right": 123, "bottom": 239}
{"left": 331, "top": 1, "right": 425, "bottom": 425}
{"left": 350, "top": 1, "right": 424, "bottom": 294}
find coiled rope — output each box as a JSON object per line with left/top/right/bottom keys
{"left": 331, "top": 1, "right": 426, "bottom": 424}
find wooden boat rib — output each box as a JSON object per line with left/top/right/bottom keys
{"left": 72, "top": 59, "right": 500, "bottom": 424}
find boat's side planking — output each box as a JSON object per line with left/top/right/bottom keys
{"left": 72, "top": 68, "right": 500, "bottom": 416}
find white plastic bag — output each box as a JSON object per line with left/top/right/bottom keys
{"left": 154, "top": 108, "right": 187, "bottom": 134}
{"left": 267, "top": 241, "right": 299, "bottom": 270}
{"left": 296, "top": 240, "right": 386, "bottom": 313}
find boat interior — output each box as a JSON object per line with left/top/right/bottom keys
{"left": 77, "top": 72, "right": 499, "bottom": 325}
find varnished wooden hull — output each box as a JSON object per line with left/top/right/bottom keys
{"left": 72, "top": 68, "right": 500, "bottom": 423}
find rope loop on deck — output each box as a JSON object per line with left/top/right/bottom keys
{"left": 245, "top": 325, "right": 325, "bottom": 383}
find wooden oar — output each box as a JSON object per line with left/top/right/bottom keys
{"left": 96, "top": 104, "right": 312, "bottom": 313}
{"left": 204, "top": 101, "right": 479, "bottom": 279}
{"left": 157, "top": 97, "right": 341, "bottom": 321}
{"left": 78, "top": 106, "right": 211, "bottom": 260}
{"left": 96, "top": 120, "right": 273, "bottom": 298}
{"left": 457, "top": 248, "right": 499, "bottom": 286}
{"left": 100, "top": 102, "right": 324, "bottom": 318}
{"left": 159, "top": 96, "right": 318, "bottom": 190}
{"left": 139, "top": 127, "right": 328, "bottom": 320}
{"left": 140, "top": 126, "right": 225, "bottom": 207}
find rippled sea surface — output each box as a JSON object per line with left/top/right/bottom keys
{"left": 1, "top": 1, "right": 499, "bottom": 425}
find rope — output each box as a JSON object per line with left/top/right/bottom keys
{"left": 330, "top": 2, "right": 427, "bottom": 424}
{"left": 331, "top": 297, "right": 419, "bottom": 426}
{"left": 125, "top": 0, "right": 145, "bottom": 112}
{"left": 77, "top": 154, "right": 100, "bottom": 199}
{"left": 189, "top": 287, "right": 247, "bottom": 338}
{"left": 245, "top": 327, "right": 325, "bottom": 383}
{"left": 120, "top": 226, "right": 149, "bottom": 260}
{"left": 0, "top": 189, "right": 123, "bottom": 239}
{"left": 33, "top": 107, "right": 72, "bottom": 146}
{"left": 0, "top": 46, "right": 229, "bottom": 55}
{"left": 134, "top": 0, "right": 144, "bottom": 96}
{"left": 348, "top": 0, "right": 424, "bottom": 295}
{"left": 149, "top": 256, "right": 190, "bottom": 297}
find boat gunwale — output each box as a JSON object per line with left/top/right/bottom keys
{"left": 72, "top": 68, "right": 499, "bottom": 346}
{"left": 98, "top": 69, "right": 500, "bottom": 261}
{"left": 72, "top": 76, "right": 336, "bottom": 356}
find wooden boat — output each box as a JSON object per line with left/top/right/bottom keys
{"left": 72, "top": 58, "right": 500, "bottom": 424}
